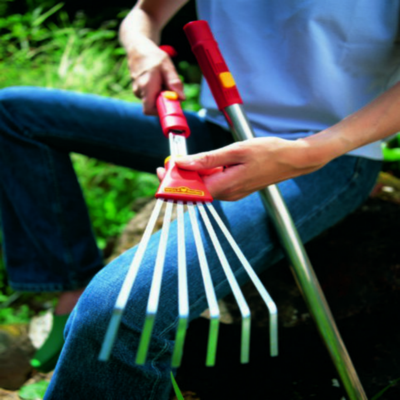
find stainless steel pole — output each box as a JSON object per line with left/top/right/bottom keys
{"left": 225, "top": 104, "right": 367, "bottom": 400}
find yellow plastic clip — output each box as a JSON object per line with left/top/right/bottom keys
{"left": 218, "top": 72, "right": 236, "bottom": 88}
{"left": 162, "top": 91, "right": 179, "bottom": 100}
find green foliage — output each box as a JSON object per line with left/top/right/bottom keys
{"left": 19, "top": 380, "right": 50, "bottom": 400}
{"left": 71, "top": 154, "right": 158, "bottom": 248}
{"left": 0, "top": 304, "right": 32, "bottom": 324}
{"left": 371, "top": 377, "right": 400, "bottom": 400}
{"left": 170, "top": 372, "right": 185, "bottom": 400}
{"left": 0, "top": 3, "right": 134, "bottom": 100}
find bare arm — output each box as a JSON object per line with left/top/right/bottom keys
{"left": 120, "top": 0, "right": 189, "bottom": 114}
{"left": 171, "top": 82, "right": 400, "bottom": 201}
{"left": 304, "top": 81, "right": 400, "bottom": 162}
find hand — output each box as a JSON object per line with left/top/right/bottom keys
{"left": 126, "top": 39, "right": 185, "bottom": 115}
{"left": 158, "top": 137, "right": 328, "bottom": 201}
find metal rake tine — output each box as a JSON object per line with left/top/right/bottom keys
{"left": 99, "top": 199, "right": 164, "bottom": 361}
{"left": 197, "top": 203, "right": 251, "bottom": 364}
{"left": 187, "top": 202, "right": 220, "bottom": 367}
{"left": 206, "top": 203, "right": 278, "bottom": 357}
{"left": 136, "top": 200, "right": 174, "bottom": 365}
{"left": 171, "top": 201, "right": 189, "bottom": 367}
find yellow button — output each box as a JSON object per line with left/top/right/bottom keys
{"left": 164, "top": 155, "right": 182, "bottom": 166}
{"left": 164, "top": 156, "right": 171, "bottom": 166}
{"left": 162, "top": 91, "right": 179, "bottom": 100}
{"left": 219, "top": 72, "right": 236, "bottom": 88}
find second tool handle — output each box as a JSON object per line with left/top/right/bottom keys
{"left": 184, "top": 21, "right": 242, "bottom": 110}
{"left": 156, "top": 91, "right": 190, "bottom": 138}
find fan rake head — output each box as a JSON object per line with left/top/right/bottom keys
{"left": 98, "top": 92, "right": 278, "bottom": 368}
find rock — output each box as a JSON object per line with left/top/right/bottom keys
{"left": 370, "top": 171, "right": 400, "bottom": 203}
{"left": 0, "top": 324, "right": 35, "bottom": 391}
{"left": 0, "top": 388, "right": 20, "bottom": 400}
{"left": 108, "top": 199, "right": 177, "bottom": 262}
{"left": 28, "top": 311, "right": 53, "bottom": 350}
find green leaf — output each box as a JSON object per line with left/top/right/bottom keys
{"left": 19, "top": 380, "right": 50, "bottom": 400}
{"left": 32, "top": 3, "right": 64, "bottom": 27}
{"left": 371, "top": 377, "right": 400, "bottom": 400}
{"left": 170, "top": 372, "right": 185, "bottom": 400}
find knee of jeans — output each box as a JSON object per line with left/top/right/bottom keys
{"left": 63, "top": 276, "right": 118, "bottom": 345}
{"left": 0, "top": 86, "right": 31, "bottom": 109}
{"left": 65, "top": 255, "right": 179, "bottom": 346}
{"left": 0, "top": 87, "right": 36, "bottom": 135}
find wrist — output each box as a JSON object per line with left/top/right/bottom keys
{"left": 298, "top": 127, "right": 346, "bottom": 167}
{"left": 119, "top": 8, "right": 161, "bottom": 52}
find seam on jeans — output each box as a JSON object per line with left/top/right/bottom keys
{"left": 8, "top": 277, "right": 95, "bottom": 292}
{"left": 0, "top": 101, "right": 31, "bottom": 138}
{"left": 149, "top": 340, "right": 171, "bottom": 400}
{"left": 43, "top": 147, "right": 76, "bottom": 271}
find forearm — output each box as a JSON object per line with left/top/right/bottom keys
{"left": 119, "top": 0, "right": 188, "bottom": 51}
{"left": 119, "top": 0, "right": 188, "bottom": 114}
{"left": 303, "top": 81, "right": 400, "bottom": 164}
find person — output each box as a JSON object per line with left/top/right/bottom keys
{"left": 0, "top": 0, "right": 399, "bottom": 398}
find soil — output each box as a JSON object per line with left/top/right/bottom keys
{"left": 173, "top": 192, "right": 400, "bottom": 399}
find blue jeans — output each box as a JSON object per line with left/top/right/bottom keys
{"left": 0, "top": 87, "right": 381, "bottom": 399}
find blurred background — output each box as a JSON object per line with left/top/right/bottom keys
{"left": 0, "top": 0, "right": 201, "bottom": 327}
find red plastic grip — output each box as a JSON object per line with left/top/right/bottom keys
{"left": 184, "top": 20, "right": 242, "bottom": 110}
{"left": 156, "top": 91, "right": 190, "bottom": 138}
{"left": 155, "top": 158, "right": 213, "bottom": 203}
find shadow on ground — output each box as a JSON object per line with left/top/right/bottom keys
{"left": 175, "top": 196, "right": 400, "bottom": 399}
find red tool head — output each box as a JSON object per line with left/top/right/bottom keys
{"left": 155, "top": 158, "right": 213, "bottom": 203}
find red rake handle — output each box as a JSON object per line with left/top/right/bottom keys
{"left": 184, "top": 20, "right": 242, "bottom": 110}
{"left": 155, "top": 90, "right": 213, "bottom": 202}
{"left": 156, "top": 91, "right": 190, "bottom": 138}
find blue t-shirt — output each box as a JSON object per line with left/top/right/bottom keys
{"left": 196, "top": 0, "right": 400, "bottom": 159}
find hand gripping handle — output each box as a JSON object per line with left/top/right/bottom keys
{"left": 156, "top": 91, "right": 190, "bottom": 138}
{"left": 184, "top": 20, "right": 242, "bottom": 110}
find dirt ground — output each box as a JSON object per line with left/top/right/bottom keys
{"left": 174, "top": 192, "right": 400, "bottom": 399}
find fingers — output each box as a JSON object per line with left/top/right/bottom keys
{"left": 160, "top": 58, "right": 185, "bottom": 100}
{"left": 132, "top": 53, "right": 184, "bottom": 115}
{"left": 132, "top": 69, "right": 162, "bottom": 115}
{"left": 201, "top": 164, "right": 249, "bottom": 201}
{"left": 175, "top": 142, "right": 247, "bottom": 171}
{"left": 156, "top": 167, "right": 166, "bottom": 181}
{"left": 157, "top": 162, "right": 245, "bottom": 201}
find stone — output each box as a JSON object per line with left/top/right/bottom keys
{"left": 0, "top": 324, "right": 35, "bottom": 391}
{"left": 0, "top": 388, "right": 20, "bottom": 400}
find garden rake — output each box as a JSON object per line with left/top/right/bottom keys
{"left": 99, "top": 89, "right": 278, "bottom": 368}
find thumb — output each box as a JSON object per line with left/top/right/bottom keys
{"left": 175, "top": 144, "right": 244, "bottom": 171}
{"left": 156, "top": 167, "right": 166, "bottom": 182}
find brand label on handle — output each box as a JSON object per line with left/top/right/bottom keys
{"left": 164, "top": 186, "right": 204, "bottom": 196}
